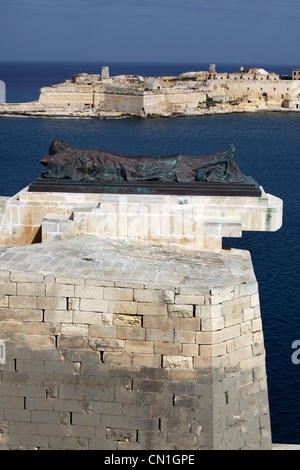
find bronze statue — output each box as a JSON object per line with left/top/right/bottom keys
{"left": 29, "top": 139, "right": 261, "bottom": 196}
{"left": 40, "top": 139, "right": 245, "bottom": 184}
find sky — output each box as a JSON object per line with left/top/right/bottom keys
{"left": 0, "top": 0, "right": 299, "bottom": 65}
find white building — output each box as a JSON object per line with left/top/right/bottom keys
{"left": 0, "top": 81, "right": 6, "bottom": 103}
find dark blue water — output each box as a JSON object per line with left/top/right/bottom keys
{"left": 0, "top": 62, "right": 299, "bottom": 444}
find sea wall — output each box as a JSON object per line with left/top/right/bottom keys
{"left": 39, "top": 84, "right": 98, "bottom": 110}
{"left": 0, "top": 237, "right": 272, "bottom": 450}
{"left": 36, "top": 79, "right": 300, "bottom": 116}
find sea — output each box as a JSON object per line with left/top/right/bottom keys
{"left": 0, "top": 61, "right": 299, "bottom": 445}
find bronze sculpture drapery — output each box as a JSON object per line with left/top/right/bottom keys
{"left": 28, "top": 140, "right": 261, "bottom": 196}
{"left": 40, "top": 139, "right": 245, "bottom": 184}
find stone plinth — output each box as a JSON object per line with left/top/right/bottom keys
{"left": 0, "top": 186, "right": 282, "bottom": 249}
{"left": 0, "top": 236, "right": 272, "bottom": 450}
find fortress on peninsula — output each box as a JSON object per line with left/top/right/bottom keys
{"left": 1, "top": 64, "right": 300, "bottom": 118}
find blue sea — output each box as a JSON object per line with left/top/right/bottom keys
{"left": 0, "top": 61, "right": 299, "bottom": 445}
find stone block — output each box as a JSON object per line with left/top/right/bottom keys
{"left": 162, "top": 356, "right": 193, "bottom": 369}
{"left": 0, "top": 282, "right": 16, "bottom": 295}
{"left": 171, "top": 317, "right": 200, "bottom": 330}
{"left": 68, "top": 297, "right": 80, "bottom": 311}
{"left": 60, "top": 324, "right": 89, "bottom": 337}
{"left": 125, "top": 340, "right": 153, "bottom": 354}
{"left": 117, "top": 326, "right": 145, "bottom": 341}
{"left": 200, "top": 342, "right": 227, "bottom": 358}
{"left": 23, "top": 322, "right": 49, "bottom": 335}
{"left": 224, "top": 310, "right": 243, "bottom": 327}
{"left": 210, "top": 291, "right": 234, "bottom": 305}
{"left": 11, "top": 272, "right": 44, "bottom": 283}
{"left": 195, "top": 304, "right": 222, "bottom": 318}
{"left": 132, "top": 354, "right": 161, "bottom": 368}
{"left": 37, "top": 297, "right": 66, "bottom": 310}
{"left": 234, "top": 334, "right": 253, "bottom": 350}
{"left": 167, "top": 304, "right": 193, "bottom": 317}
{"left": 113, "top": 314, "right": 142, "bottom": 327}
{"left": 174, "top": 330, "right": 196, "bottom": 344}
{"left": 196, "top": 330, "right": 223, "bottom": 344}
{"left": 134, "top": 289, "right": 164, "bottom": 303}
{"left": 108, "top": 301, "right": 137, "bottom": 315}
{"left": 23, "top": 335, "right": 56, "bottom": 349}
{"left": 79, "top": 298, "right": 108, "bottom": 312}
{"left": 46, "top": 283, "right": 74, "bottom": 297}
{"left": 174, "top": 294, "right": 205, "bottom": 305}
{"left": 106, "top": 427, "right": 136, "bottom": 442}
{"left": 10, "top": 308, "right": 43, "bottom": 322}
{"left": 17, "top": 282, "right": 45, "bottom": 297}
{"left": 146, "top": 329, "right": 174, "bottom": 343}
{"left": 89, "top": 325, "right": 117, "bottom": 338}
{"left": 44, "top": 310, "right": 73, "bottom": 323}
{"left": 137, "top": 302, "right": 167, "bottom": 316}
{"left": 55, "top": 275, "right": 84, "bottom": 285}
{"left": 251, "top": 293, "right": 260, "bottom": 307}
{"left": 8, "top": 296, "right": 37, "bottom": 309}
{"left": 75, "top": 285, "right": 104, "bottom": 299}
{"left": 222, "top": 324, "right": 241, "bottom": 341}
{"left": 153, "top": 342, "right": 182, "bottom": 356}
{"left": 73, "top": 310, "right": 102, "bottom": 325}
{"left": 143, "top": 316, "right": 171, "bottom": 330}
{"left": 182, "top": 344, "right": 198, "bottom": 356}
{"left": 104, "top": 287, "right": 133, "bottom": 301}
{"left": 0, "top": 271, "right": 10, "bottom": 282}
{"left": 0, "top": 295, "right": 8, "bottom": 308}
{"left": 201, "top": 317, "right": 225, "bottom": 332}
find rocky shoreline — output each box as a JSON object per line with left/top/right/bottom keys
{"left": 0, "top": 102, "right": 298, "bottom": 120}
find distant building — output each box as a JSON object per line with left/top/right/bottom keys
{"left": 292, "top": 69, "right": 300, "bottom": 80}
{"left": 144, "top": 78, "right": 162, "bottom": 90}
{"left": 0, "top": 81, "right": 5, "bottom": 103}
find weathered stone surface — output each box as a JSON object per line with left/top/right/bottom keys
{"left": 0, "top": 187, "right": 282, "bottom": 249}
{"left": 0, "top": 236, "right": 272, "bottom": 450}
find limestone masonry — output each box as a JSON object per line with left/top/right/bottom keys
{"left": 1, "top": 64, "right": 300, "bottom": 118}
{"left": 0, "top": 176, "right": 283, "bottom": 449}
{"left": 0, "top": 235, "right": 273, "bottom": 450}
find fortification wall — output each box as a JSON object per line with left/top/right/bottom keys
{"left": 223, "top": 79, "right": 300, "bottom": 104}
{"left": 3, "top": 77, "right": 300, "bottom": 117}
{"left": 0, "top": 237, "right": 272, "bottom": 450}
{"left": 39, "top": 87, "right": 97, "bottom": 109}
{"left": 101, "top": 92, "right": 143, "bottom": 114}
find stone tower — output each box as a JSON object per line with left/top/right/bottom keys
{"left": 101, "top": 66, "right": 110, "bottom": 80}
{"left": 209, "top": 64, "right": 216, "bottom": 74}
{"left": 0, "top": 80, "right": 6, "bottom": 104}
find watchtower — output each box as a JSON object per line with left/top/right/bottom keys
{"left": 0, "top": 80, "right": 6, "bottom": 103}
{"left": 101, "top": 66, "right": 110, "bottom": 80}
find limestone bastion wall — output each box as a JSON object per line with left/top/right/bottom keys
{"left": 38, "top": 85, "right": 145, "bottom": 115}
{"left": 0, "top": 246, "right": 272, "bottom": 450}
{"left": 37, "top": 79, "right": 300, "bottom": 115}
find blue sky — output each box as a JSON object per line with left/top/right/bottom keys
{"left": 1, "top": 0, "right": 299, "bottom": 65}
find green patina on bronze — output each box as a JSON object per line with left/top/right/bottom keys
{"left": 28, "top": 139, "right": 261, "bottom": 196}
